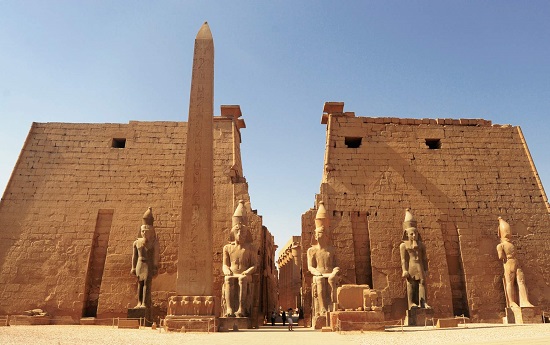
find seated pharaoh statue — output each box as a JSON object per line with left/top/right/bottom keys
{"left": 222, "top": 200, "right": 257, "bottom": 317}
{"left": 131, "top": 207, "right": 160, "bottom": 308}
{"left": 497, "top": 217, "right": 534, "bottom": 308}
{"left": 399, "top": 209, "right": 430, "bottom": 310}
{"left": 307, "top": 201, "right": 340, "bottom": 315}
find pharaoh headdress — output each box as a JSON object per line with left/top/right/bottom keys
{"left": 401, "top": 208, "right": 421, "bottom": 241}
{"left": 311, "top": 201, "right": 330, "bottom": 245}
{"left": 497, "top": 217, "right": 512, "bottom": 240}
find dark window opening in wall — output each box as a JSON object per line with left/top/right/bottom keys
{"left": 425, "top": 139, "right": 441, "bottom": 149}
{"left": 112, "top": 138, "right": 126, "bottom": 148}
{"left": 345, "top": 137, "right": 362, "bottom": 148}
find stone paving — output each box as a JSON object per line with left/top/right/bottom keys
{"left": 0, "top": 323, "right": 549, "bottom": 345}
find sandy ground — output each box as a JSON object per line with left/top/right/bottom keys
{"left": 0, "top": 323, "right": 549, "bottom": 345}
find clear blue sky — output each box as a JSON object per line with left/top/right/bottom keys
{"left": 1, "top": 1, "right": 549, "bottom": 260}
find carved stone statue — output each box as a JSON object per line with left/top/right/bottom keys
{"left": 131, "top": 207, "right": 160, "bottom": 308}
{"left": 399, "top": 209, "right": 430, "bottom": 310}
{"left": 222, "top": 200, "right": 256, "bottom": 317}
{"left": 307, "top": 201, "right": 340, "bottom": 315}
{"left": 497, "top": 217, "right": 534, "bottom": 308}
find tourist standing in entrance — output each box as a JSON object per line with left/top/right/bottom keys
{"left": 287, "top": 308, "right": 294, "bottom": 331}
{"left": 281, "top": 310, "right": 286, "bottom": 326}
{"left": 270, "top": 311, "right": 276, "bottom": 326}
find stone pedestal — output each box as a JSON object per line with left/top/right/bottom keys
{"left": 164, "top": 316, "right": 217, "bottom": 332}
{"left": 127, "top": 307, "right": 151, "bottom": 326}
{"left": 312, "top": 315, "right": 327, "bottom": 329}
{"left": 164, "top": 295, "right": 217, "bottom": 332}
{"left": 9, "top": 315, "right": 51, "bottom": 325}
{"left": 436, "top": 318, "right": 458, "bottom": 328}
{"left": 404, "top": 308, "right": 433, "bottom": 326}
{"left": 80, "top": 317, "right": 96, "bottom": 325}
{"left": 218, "top": 317, "right": 252, "bottom": 331}
{"left": 330, "top": 311, "right": 385, "bottom": 332}
{"left": 504, "top": 306, "right": 541, "bottom": 324}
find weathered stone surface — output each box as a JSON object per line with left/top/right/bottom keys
{"left": 167, "top": 295, "right": 216, "bottom": 316}
{"left": 218, "top": 317, "right": 251, "bottom": 331}
{"left": 312, "top": 315, "right": 327, "bottom": 329}
{"left": 330, "top": 311, "right": 385, "bottom": 331}
{"left": 0, "top": 23, "right": 277, "bottom": 325}
{"left": 307, "top": 202, "right": 341, "bottom": 317}
{"left": 131, "top": 207, "right": 159, "bottom": 309}
{"left": 127, "top": 307, "right": 150, "bottom": 326}
{"left": 405, "top": 307, "right": 434, "bottom": 326}
{"left": 504, "top": 306, "right": 542, "bottom": 324}
{"left": 277, "top": 236, "right": 302, "bottom": 311}
{"left": 400, "top": 209, "right": 430, "bottom": 311}
{"left": 118, "top": 319, "right": 140, "bottom": 329}
{"left": 9, "top": 315, "right": 51, "bottom": 325}
{"left": 177, "top": 22, "right": 215, "bottom": 296}
{"left": 337, "top": 285, "right": 366, "bottom": 311}
{"left": 336, "top": 284, "right": 382, "bottom": 312}
{"left": 302, "top": 103, "right": 550, "bottom": 324}
{"left": 221, "top": 200, "right": 256, "bottom": 318}
{"left": 164, "top": 316, "right": 217, "bottom": 332}
{"left": 436, "top": 318, "right": 459, "bottom": 328}
{"left": 497, "top": 217, "right": 534, "bottom": 310}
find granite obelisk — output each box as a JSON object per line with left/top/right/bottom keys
{"left": 176, "top": 22, "right": 214, "bottom": 295}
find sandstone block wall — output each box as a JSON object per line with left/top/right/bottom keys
{"left": 0, "top": 116, "right": 276, "bottom": 322}
{"left": 302, "top": 109, "right": 549, "bottom": 323}
{"left": 277, "top": 236, "right": 302, "bottom": 310}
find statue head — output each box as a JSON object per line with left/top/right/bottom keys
{"left": 402, "top": 208, "right": 417, "bottom": 229}
{"left": 142, "top": 207, "right": 154, "bottom": 226}
{"left": 229, "top": 200, "right": 252, "bottom": 244}
{"left": 312, "top": 201, "right": 331, "bottom": 245}
{"left": 140, "top": 224, "right": 155, "bottom": 242}
{"left": 403, "top": 227, "right": 419, "bottom": 242}
{"left": 498, "top": 217, "right": 512, "bottom": 241}
{"left": 401, "top": 209, "right": 422, "bottom": 242}
{"left": 314, "top": 225, "right": 328, "bottom": 244}
{"left": 230, "top": 222, "right": 252, "bottom": 244}
{"left": 139, "top": 207, "right": 156, "bottom": 240}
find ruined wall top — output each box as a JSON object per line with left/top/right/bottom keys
{"left": 321, "top": 101, "right": 497, "bottom": 127}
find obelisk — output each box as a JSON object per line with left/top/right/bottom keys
{"left": 176, "top": 22, "right": 214, "bottom": 295}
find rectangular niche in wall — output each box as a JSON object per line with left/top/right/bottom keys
{"left": 83, "top": 209, "right": 114, "bottom": 317}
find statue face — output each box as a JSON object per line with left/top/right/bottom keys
{"left": 141, "top": 226, "right": 153, "bottom": 241}
{"left": 315, "top": 226, "right": 325, "bottom": 242}
{"left": 406, "top": 227, "right": 417, "bottom": 242}
{"left": 233, "top": 222, "right": 248, "bottom": 243}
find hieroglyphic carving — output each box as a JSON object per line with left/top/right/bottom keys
{"left": 176, "top": 22, "right": 214, "bottom": 295}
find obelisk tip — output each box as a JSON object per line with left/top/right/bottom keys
{"left": 196, "top": 22, "right": 212, "bottom": 40}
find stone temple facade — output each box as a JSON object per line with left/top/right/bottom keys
{"left": 301, "top": 102, "right": 549, "bottom": 325}
{"left": 0, "top": 107, "right": 278, "bottom": 324}
{"left": 276, "top": 236, "right": 302, "bottom": 311}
